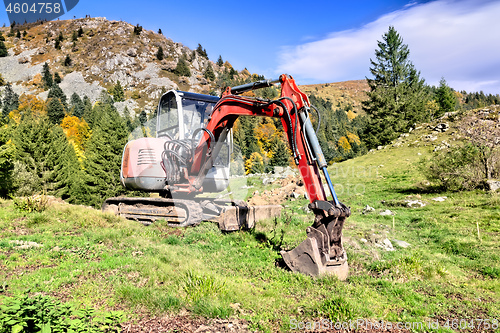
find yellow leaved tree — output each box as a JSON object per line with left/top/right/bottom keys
{"left": 9, "top": 94, "right": 46, "bottom": 123}
{"left": 61, "top": 115, "right": 92, "bottom": 160}
{"left": 254, "top": 119, "right": 279, "bottom": 158}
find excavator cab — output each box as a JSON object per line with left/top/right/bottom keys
{"left": 157, "top": 91, "right": 216, "bottom": 141}
{"left": 120, "top": 90, "right": 231, "bottom": 193}
{"left": 157, "top": 90, "right": 232, "bottom": 192}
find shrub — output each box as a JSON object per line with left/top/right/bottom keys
{"left": 420, "top": 143, "right": 488, "bottom": 191}
{"left": 13, "top": 194, "right": 49, "bottom": 213}
{"left": 0, "top": 295, "right": 123, "bottom": 333}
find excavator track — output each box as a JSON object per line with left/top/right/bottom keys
{"left": 102, "top": 197, "right": 203, "bottom": 227}
{"left": 102, "top": 197, "right": 282, "bottom": 231}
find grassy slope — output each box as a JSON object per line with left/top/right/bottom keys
{"left": 300, "top": 80, "right": 369, "bottom": 116}
{"left": 1, "top": 124, "right": 499, "bottom": 332}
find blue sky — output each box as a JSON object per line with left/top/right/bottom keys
{"left": 2, "top": 0, "right": 499, "bottom": 94}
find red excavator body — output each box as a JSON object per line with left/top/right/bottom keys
{"left": 103, "top": 75, "right": 350, "bottom": 279}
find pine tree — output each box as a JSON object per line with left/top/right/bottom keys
{"left": 44, "top": 124, "right": 87, "bottom": 202}
{"left": 72, "top": 30, "right": 78, "bottom": 42}
{"left": 82, "top": 101, "right": 129, "bottom": 207}
{"left": 42, "top": 62, "right": 53, "bottom": 89}
{"left": 216, "top": 55, "right": 223, "bottom": 67}
{"left": 133, "top": 24, "right": 142, "bottom": 35}
{"left": 12, "top": 115, "right": 56, "bottom": 194}
{"left": 54, "top": 39, "right": 61, "bottom": 50}
{"left": 16, "top": 30, "right": 21, "bottom": 39}
{"left": 0, "top": 31, "right": 5, "bottom": 41}
{"left": 361, "top": 26, "right": 427, "bottom": 149}
{"left": 46, "top": 97, "right": 65, "bottom": 124}
{"left": 78, "top": 26, "right": 84, "bottom": 37}
{"left": 196, "top": 43, "right": 208, "bottom": 59}
{"left": 269, "top": 137, "right": 290, "bottom": 167}
{"left": 156, "top": 46, "right": 164, "bottom": 61}
{"left": 435, "top": 77, "right": 456, "bottom": 117}
{"left": 204, "top": 63, "right": 216, "bottom": 81}
{"left": 64, "top": 54, "right": 72, "bottom": 66}
{"left": 173, "top": 58, "right": 191, "bottom": 77}
{"left": 2, "top": 84, "right": 19, "bottom": 118}
{"left": 53, "top": 72, "right": 62, "bottom": 84}
{"left": 0, "top": 40, "right": 7, "bottom": 57}
{"left": 47, "top": 84, "right": 68, "bottom": 110}
{"left": 139, "top": 110, "right": 147, "bottom": 126}
{"left": 82, "top": 95, "right": 93, "bottom": 125}
{"left": 0, "top": 126, "right": 15, "bottom": 197}
{"left": 158, "top": 28, "right": 162, "bottom": 35}
{"left": 70, "top": 92, "right": 85, "bottom": 118}
{"left": 109, "top": 81, "right": 125, "bottom": 102}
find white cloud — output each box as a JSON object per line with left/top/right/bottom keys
{"left": 277, "top": 0, "right": 500, "bottom": 94}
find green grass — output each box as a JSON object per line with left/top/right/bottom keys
{"left": 1, "top": 129, "right": 499, "bottom": 332}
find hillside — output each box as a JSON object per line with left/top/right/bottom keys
{"left": 1, "top": 108, "right": 498, "bottom": 332}
{"left": 300, "top": 80, "right": 369, "bottom": 116}
{"left": 0, "top": 17, "right": 253, "bottom": 116}
{"left": 0, "top": 17, "right": 368, "bottom": 119}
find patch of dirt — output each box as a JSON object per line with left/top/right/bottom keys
{"left": 122, "top": 315, "right": 252, "bottom": 333}
{"left": 248, "top": 175, "right": 306, "bottom": 206}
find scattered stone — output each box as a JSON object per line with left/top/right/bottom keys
{"left": 360, "top": 238, "right": 368, "bottom": 243}
{"left": 289, "top": 191, "right": 300, "bottom": 199}
{"left": 433, "top": 123, "right": 450, "bottom": 132}
{"left": 432, "top": 196, "right": 447, "bottom": 202}
{"left": 362, "top": 205, "right": 375, "bottom": 214}
{"left": 374, "top": 238, "right": 394, "bottom": 251}
{"left": 262, "top": 177, "right": 274, "bottom": 185}
{"left": 18, "top": 56, "right": 29, "bottom": 64}
{"left": 405, "top": 199, "right": 426, "bottom": 208}
{"left": 377, "top": 146, "right": 384, "bottom": 150}
{"left": 486, "top": 180, "right": 500, "bottom": 192}
{"left": 434, "top": 141, "right": 450, "bottom": 152}
{"left": 127, "top": 48, "right": 137, "bottom": 57}
{"left": 424, "top": 134, "right": 437, "bottom": 141}
{"left": 9, "top": 240, "right": 42, "bottom": 249}
{"left": 379, "top": 210, "right": 395, "bottom": 216}
{"left": 392, "top": 239, "right": 411, "bottom": 248}
{"left": 273, "top": 166, "right": 284, "bottom": 174}
{"left": 301, "top": 204, "right": 311, "bottom": 213}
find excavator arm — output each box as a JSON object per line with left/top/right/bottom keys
{"left": 104, "top": 74, "right": 350, "bottom": 279}
{"left": 188, "top": 74, "right": 351, "bottom": 278}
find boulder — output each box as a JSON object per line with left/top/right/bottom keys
{"left": 127, "top": 48, "right": 137, "bottom": 57}
{"left": 374, "top": 238, "right": 394, "bottom": 251}
{"left": 405, "top": 200, "right": 426, "bottom": 208}
{"left": 486, "top": 180, "right": 500, "bottom": 192}
{"left": 362, "top": 205, "right": 375, "bottom": 214}
{"left": 433, "top": 123, "right": 450, "bottom": 132}
{"left": 379, "top": 210, "right": 395, "bottom": 216}
{"left": 392, "top": 239, "right": 411, "bottom": 248}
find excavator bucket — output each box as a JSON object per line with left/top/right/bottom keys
{"left": 281, "top": 201, "right": 350, "bottom": 280}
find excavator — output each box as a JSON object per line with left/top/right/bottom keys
{"left": 103, "top": 74, "right": 351, "bottom": 279}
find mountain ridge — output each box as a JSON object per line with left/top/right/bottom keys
{"left": 0, "top": 17, "right": 367, "bottom": 117}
